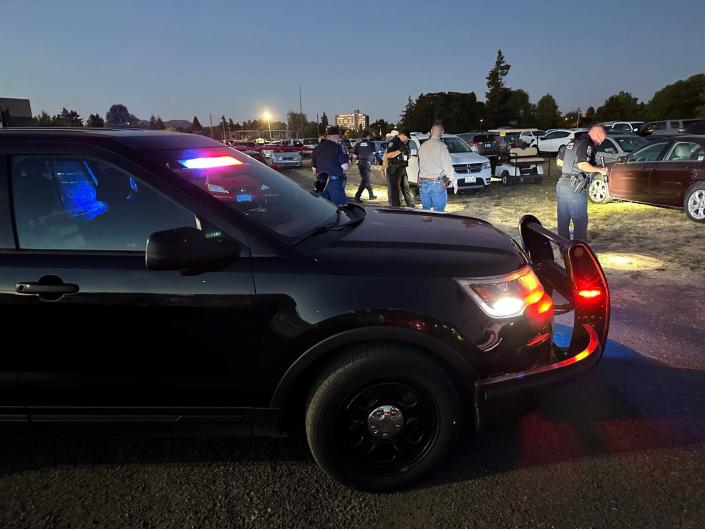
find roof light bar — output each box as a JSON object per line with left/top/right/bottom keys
{"left": 179, "top": 156, "right": 242, "bottom": 169}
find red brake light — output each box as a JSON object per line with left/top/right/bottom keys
{"left": 578, "top": 289, "right": 601, "bottom": 299}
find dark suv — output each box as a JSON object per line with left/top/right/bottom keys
{"left": 0, "top": 128, "right": 610, "bottom": 491}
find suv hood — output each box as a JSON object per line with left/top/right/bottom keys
{"left": 450, "top": 152, "right": 489, "bottom": 165}
{"left": 310, "top": 208, "right": 526, "bottom": 277}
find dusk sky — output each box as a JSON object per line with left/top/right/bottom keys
{"left": 3, "top": 0, "right": 705, "bottom": 125}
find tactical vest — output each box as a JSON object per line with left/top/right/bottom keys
{"left": 561, "top": 140, "right": 582, "bottom": 176}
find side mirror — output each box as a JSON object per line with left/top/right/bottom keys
{"left": 617, "top": 155, "right": 628, "bottom": 164}
{"left": 146, "top": 227, "right": 241, "bottom": 272}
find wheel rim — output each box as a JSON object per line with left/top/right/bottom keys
{"left": 590, "top": 180, "right": 607, "bottom": 202}
{"left": 336, "top": 382, "right": 438, "bottom": 473}
{"left": 688, "top": 190, "right": 705, "bottom": 219}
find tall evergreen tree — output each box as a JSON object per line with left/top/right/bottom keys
{"left": 485, "top": 50, "right": 512, "bottom": 127}
{"left": 192, "top": 116, "right": 203, "bottom": 130}
{"left": 148, "top": 115, "right": 158, "bottom": 129}
{"left": 155, "top": 116, "right": 166, "bottom": 130}
{"left": 320, "top": 112, "right": 329, "bottom": 131}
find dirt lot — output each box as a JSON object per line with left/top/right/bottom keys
{"left": 335, "top": 162, "right": 704, "bottom": 287}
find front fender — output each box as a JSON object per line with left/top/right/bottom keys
{"left": 269, "top": 325, "right": 478, "bottom": 409}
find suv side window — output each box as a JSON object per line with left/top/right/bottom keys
{"left": 669, "top": 121, "right": 681, "bottom": 129}
{"left": 654, "top": 121, "right": 667, "bottom": 130}
{"left": 11, "top": 155, "right": 196, "bottom": 251}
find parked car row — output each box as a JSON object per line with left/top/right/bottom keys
{"left": 223, "top": 140, "right": 303, "bottom": 169}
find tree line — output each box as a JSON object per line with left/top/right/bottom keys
{"left": 399, "top": 50, "right": 705, "bottom": 132}
{"left": 23, "top": 52, "right": 705, "bottom": 137}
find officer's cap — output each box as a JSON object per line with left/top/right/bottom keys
{"left": 326, "top": 126, "right": 341, "bottom": 136}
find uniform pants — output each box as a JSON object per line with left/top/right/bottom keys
{"left": 321, "top": 177, "right": 348, "bottom": 206}
{"left": 387, "top": 167, "right": 403, "bottom": 207}
{"left": 355, "top": 161, "right": 374, "bottom": 199}
{"left": 556, "top": 177, "right": 588, "bottom": 241}
{"left": 400, "top": 173, "right": 414, "bottom": 207}
{"left": 419, "top": 180, "right": 447, "bottom": 211}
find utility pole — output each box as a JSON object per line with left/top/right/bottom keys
{"left": 317, "top": 113, "right": 320, "bottom": 136}
{"left": 299, "top": 85, "right": 304, "bottom": 140}
{"left": 209, "top": 114, "right": 214, "bottom": 138}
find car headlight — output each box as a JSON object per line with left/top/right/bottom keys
{"left": 455, "top": 266, "right": 553, "bottom": 320}
{"left": 482, "top": 161, "right": 491, "bottom": 169}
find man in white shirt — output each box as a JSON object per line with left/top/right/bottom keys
{"left": 417, "top": 121, "right": 455, "bottom": 211}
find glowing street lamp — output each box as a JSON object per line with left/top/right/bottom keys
{"left": 262, "top": 110, "right": 273, "bottom": 140}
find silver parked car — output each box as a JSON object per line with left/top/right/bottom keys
{"left": 557, "top": 133, "right": 648, "bottom": 166}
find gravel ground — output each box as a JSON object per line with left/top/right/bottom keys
{"left": 1, "top": 160, "right": 704, "bottom": 529}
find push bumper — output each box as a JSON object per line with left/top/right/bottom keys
{"left": 474, "top": 215, "right": 610, "bottom": 425}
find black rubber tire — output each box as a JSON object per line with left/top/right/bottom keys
{"left": 684, "top": 182, "right": 705, "bottom": 222}
{"left": 588, "top": 175, "right": 612, "bottom": 204}
{"left": 305, "top": 343, "right": 461, "bottom": 492}
{"left": 501, "top": 171, "right": 510, "bottom": 186}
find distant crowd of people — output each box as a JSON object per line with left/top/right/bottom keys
{"left": 312, "top": 122, "right": 610, "bottom": 241}
{"left": 311, "top": 121, "right": 455, "bottom": 212}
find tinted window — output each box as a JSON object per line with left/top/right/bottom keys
{"left": 669, "top": 121, "right": 681, "bottom": 129}
{"left": 151, "top": 147, "right": 340, "bottom": 239}
{"left": 613, "top": 123, "right": 629, "bottom": 131}
{"left": 627, "top": 143, "right": 668, "bottom": 163}
{"left": 545, "top": 131, "right": 569, "bottom": 139}
{"left": 12, "top": 155, "right": 195, "bottom": 251}
{"left": 654, "top": 122, "right": 667, "bottom": 130}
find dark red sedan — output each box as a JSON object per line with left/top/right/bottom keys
{"left": 588, "top": 136, "right": 705, "bottom": 222}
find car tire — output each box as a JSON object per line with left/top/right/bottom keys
{"left": 305, "top": 343, "right": 461, "bottom": 492}
{"left": 684, "top": 183, "right": 705, "bottom": 222}
{"left": 501, "top": 171, "right": 510, "bottom": 186}
{"left": 588, "top": 176, "right": 612, "bottom": 204}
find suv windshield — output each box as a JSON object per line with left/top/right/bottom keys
{"left": 151, "top": 147, "right": 339, "bottom": 239}
{"left": 441, "top": 137, "right": 472, "bottom": 153}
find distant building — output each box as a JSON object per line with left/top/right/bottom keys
{"left": 0, "top": 97, "right": 33, "bottom": 127}
{"left": 336, "top": 110, "right": 369, "bottom": 132}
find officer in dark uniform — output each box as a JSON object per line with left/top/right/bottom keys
{"left": 352, "top": 132, "right": 377, "bottom": 202}
{"left": 311, "top": 126, "right": 350, "bottom": 205}
{"left": 385, "top": 130, "right": 413, "bottom": 207}
{"left": 557, "top": 125, "right": 608, "bottom": 241}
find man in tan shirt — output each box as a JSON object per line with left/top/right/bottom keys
{"left": 417, "top": 121, "right": 455, "bottom": 211}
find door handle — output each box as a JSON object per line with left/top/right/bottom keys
{"left": 16, "top": 277, "right": 79, "bottom": 300}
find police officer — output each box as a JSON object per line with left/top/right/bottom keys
{"left": 557, "top": 125, "right": 608, "bottom": 241}
{"left": 311, "top": 126, "right": 350, "bottom": 205}
{"left": 384, "top": 130, "right": 413, "bottom": 207}
{"left": 352, "top": 132, "right": 377, "bottom": 202}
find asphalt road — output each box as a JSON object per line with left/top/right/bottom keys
{"left": 1, "top": 166, "right": 704, "bottom": 529}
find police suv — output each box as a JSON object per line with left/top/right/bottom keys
{"left": 0, "top": 128, "right": 610, "bottom": 491}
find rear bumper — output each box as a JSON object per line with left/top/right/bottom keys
{"left": 474, "top": 216, "right": 610, "bottom": 426}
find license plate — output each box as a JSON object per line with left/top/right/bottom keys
{"left": 484, "top": 143, "right": 492, "bottom": 148}
{"left": 466, "top": 177, "right": 476, "bottom": 183}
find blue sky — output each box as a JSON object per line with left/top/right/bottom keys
{"left": 3, "top": 0, "right": 705, "bottom": 124}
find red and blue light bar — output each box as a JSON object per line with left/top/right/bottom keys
{"left": 179, "top": 156, "right": 243, "bottom": 169}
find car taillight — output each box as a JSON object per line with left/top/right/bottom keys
{"left": 455, "top": 266, "right": 554, "bottom": 320}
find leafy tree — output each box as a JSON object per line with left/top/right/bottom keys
{"left": 155, "top": 116, "right": 166, "bottom": 130}
{"left": 370, "top": 118, "right": 393, "bottom": 136}
{"left": 505, "top": 89, "right": 534, "bottom": 127}
{"left": 51, "top": 108, "right": 83, "bottom": 127}
{"left": 287, "top": 111, "right": 307, "bottom": 136}
{"left": 106, "top": 104, "right": 131, "bottom": 127}
{"left": 86, "top": 113, "right": 105, "bottom": 127}
{"left": 534, "top": 94, "right": 561, "bottom": 129}
{"left": 485, "top": 49, "right": 512, "bottom": 127}
{"left": 320, "top": 112, "right": 329, "bottom": 131}
{"left": 148, "top": 115, "right": 158, "bottom": 129}
{"left": 596, "top": 91, "right": 642, "bottom": 121}
{"left": 584, "top": 106, "right": 596, "bottom": 125}
{"left": 32, "top": 111, "right": 52, "bottom": 126}
{"left": 697, "top": 89, "right": 705, "bottom": 118}
{"left": 645, "top": 74, "right": 705, "bottom": 121}
{"left": 399, "top": 92, "right": 482, "bottom": 133}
